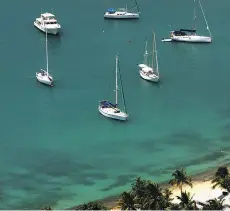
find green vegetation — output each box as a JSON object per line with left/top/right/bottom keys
{"left": 42, "top": 166, "right": 230, "bottom": 210}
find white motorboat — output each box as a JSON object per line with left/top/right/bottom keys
{"left": 138, "top": 32, "right": 159, "bottom": 82}
{"left": 34, "top": 12, "right": 61, "bottom": 35}
{"left": 104, "top": 0, "right": 140, "bottom": 19}
{"left": 168, "top": 0, "right": 212, "bottom": 43}
{"left": 36, "top": 29, "right": 54, "bottom": 87}
{"left": 98, "top": 55, "right": 128, "bottom": 121}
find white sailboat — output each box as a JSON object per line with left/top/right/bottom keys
{"left": 98, "top": 55, "right": 128, "bottom": 121}
{"left": 163, "top": 0, "right": 212, "bottom": 43}
{"left": 104, "top": 0, "right": 140, "bottom": 19}
{"left": 138, "top": 32, "right": 159, "bottom": 82}
{"left": 36, "top": 28, "right": 54, "bottom": 86}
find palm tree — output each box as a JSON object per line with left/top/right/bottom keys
{"left": 169, "top": 203, "right": 181, "bottom": 210}
{"left": 212, "top": 166, "right": 230, "bottom": 189}
{"left": 145, "top": 182, "right": 162, "bottom": 199}
{"left": 144, "top": 182, "right": 164, "bottom": 209}
{"left": 161, "top": 188, "right": 174, "bottom": 208}
{"left": 135, "top": 196, "right": 150, "bottom": 210}
{"left": 142, "top": 182, "right": 175, "bottom": 210}
{"left": 75, "top": 201, "right": 107, "bottom": 210}
{"left": 221, "top": 177, "right": 230, "bottom": 192}
{"left": 131, "top": 177, "right": 147, "bottom": 198}
{"left": 117, "top": 191, "right": 136, "bottom": 210}
{"left": 198, "top": 198, "right": 230, "bottom": 210}
{"left": 169, "top": 168, "right": 193, "bottom": 192}
{"left": 176, "top": 191, "right": 197, "bottom": 210}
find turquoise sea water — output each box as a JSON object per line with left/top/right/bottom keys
{"left": 1, "top": 0, "right": 230, "bottom": 209}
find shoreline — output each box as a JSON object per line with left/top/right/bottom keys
{"left": 89, "top": 164, "right": 229, "bottom": 209}
{"left": 68, "top": 163, "right": 230, "bottom": 209}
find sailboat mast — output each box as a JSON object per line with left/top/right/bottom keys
{"left": 153, "top": 32, "right": 159, "bottom": 76}
{"left": 125, "top": 0, "right": 128, "bottom": 12}
{"left": 152, "top": 32, "right": 155, "bottom": 70}
{"left": 134, "top": 0, "right": 140, "bottom": 13}
{"left": 117, "top": 57, "right": 127, "bottom": 113}
{"left": 193, "top": 0, "right": 196, "bottom": 30}
{"left": 45, "top": 27, "right": 49, "bottom": 73}
{"left": 144, "top": 38, "right": 148, "bottom": 65}
{"left": 198, "top": 0, "right": 212, "bottom": 38}
{"left": 115, "top": 55, "right": 118, "bottom": 106}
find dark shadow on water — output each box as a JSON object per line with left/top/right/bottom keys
{"left": 0, "top": 148, "right": 112, "bottom": 209}
{"left": 131, "top": 129, "right": 227, "bottom": 177}
{"left": 100, "top": 174, "right": 137, "bottom": 192}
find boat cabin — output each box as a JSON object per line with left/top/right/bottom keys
{"left": 41, "top": 13, "right": 56, "bottom": 21}
{"left": 142, "top": 66, "right": 153, "bottom": 73}
{"left": 107, "top": 8, "right": 116, "bottom": 14}
{"left": 44, "top": 19, "right": 58, "bottom": 24}
{"left": 39, "top": 13, "right": 58, "bottom": 25}
{"left": 100, "top": 101, "right": 117, "bottom": 109}
{"left": 172, "top": 29, "right": 196, "bottom": 36}
{"left": 40, "top": 70, "right": 47, "bottom": 76}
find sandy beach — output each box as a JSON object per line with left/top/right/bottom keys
{"left": 171, "top": 180, "right": 229, "bottom": 205}
{"left": 96, "top": 165, "right": 230, "bottom": 209}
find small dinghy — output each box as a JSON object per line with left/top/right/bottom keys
{"left": 162, "top": 38, "right": 172, "bottom": 42}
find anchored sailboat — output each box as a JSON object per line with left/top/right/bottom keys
{"left": 163, "top": 0, "right": 212, "bottom": 43}
{"left": 98, "top": 55, "right": 128, "bottom": 121}
{"left": 138, "top": 31, "right": 159, "bottom": 82}
{"left": 36, "top": 27, "right": 54, "bottom": 86}
{"left": 104, "top": 0, "right": 140, "bottom": 19}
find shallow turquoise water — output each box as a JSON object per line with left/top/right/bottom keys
{"left": 1, "top": 0, "right": 230, "bottom": 209}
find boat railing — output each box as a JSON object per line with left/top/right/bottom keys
{"left": 117, "top": 8, "right": 126, "bottom": 12}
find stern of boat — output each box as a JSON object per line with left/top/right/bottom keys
{"left": 47, "top": 28, "right": 59, "bottom": 35}
{"left": 139, "top": 70, "right": 159, "bottom": 83}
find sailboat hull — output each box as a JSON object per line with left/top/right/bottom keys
{"left": 98, "top": 105, "right": 128, "bottom": 121}
{"left": 104, "top": 12, "right": 139, "bottom": 19}
{"left": 139, "top": 70, "right": 159, "bottom": 82}
{"left": 171, "top": 35, "right": 211, "bottom": 43}
{"left": 36, "top": 72, "right": 53, "bottom": 86}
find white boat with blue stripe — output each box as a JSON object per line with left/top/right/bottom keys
{"left": 104, "top": 0, "right": 140, "bottom": 19}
